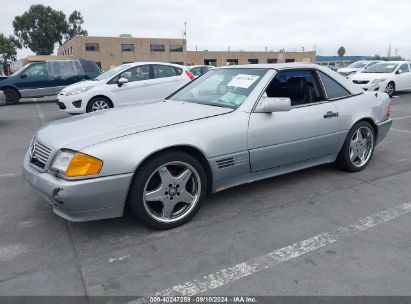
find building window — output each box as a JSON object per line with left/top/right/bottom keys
{"left": 70, "top": 46, "right": 73, "bottom": 54}
{"left": 121, "top": 44, "right": 134, "bottom": 52}
{"left": 170, "top": 45, "right": 183, "bottom": 52}
{"left": 150, "top": 44, "right": 165, "bottom": 52}
{"left": 285, "top": 58, "right": 295, "bottom": 63}
{"left": 227, "top": 59, "right": 238, "bottom": 65}
{"left": 85, "top": 43, "right": 100, "bottom": 52}
{"left": 248, "top": 59, "right": 258, "bottom": 64}
{"left": 204, "top": 59, "right": 217, "bottom": 67}
{"left": 267, "top": 59, "right": 277, "bottom": 64}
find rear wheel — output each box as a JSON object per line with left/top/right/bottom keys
{"left": 385, "top": 82, "right": 395, "bottom": 97}
{"left": 128, "top": 151, "right": 207, "bottom": 229}
{"left": 86, "top": 96, "right": 112, "bottom": 113}
{"left": 335, "top": 121, "right": 375, "bottom": 172}
{"left": 3, "top": 88, "right": 20, "bottom": 104}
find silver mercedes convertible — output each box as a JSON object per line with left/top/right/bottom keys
{"left": 23, "top": 63, "right": 392, "bottom": 229}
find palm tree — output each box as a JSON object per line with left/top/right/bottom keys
{"left": 337, "top": 46, "right": 346, "bottom": 65}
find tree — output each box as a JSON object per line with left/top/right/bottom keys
{"left": 65, "top": 10, "right": 88, "bottom": 41}
{"left": 337, "top": 46, "right": 346, "bottom": 63}
{"left": 0, "top": 34, "right": 21, "bottom": 65}
{"left": 13, "top": 4, "right": 68, "bottom": 55}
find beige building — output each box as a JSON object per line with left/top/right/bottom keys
{"left": 58, "top": 35, "right": 315, "bottom": 70}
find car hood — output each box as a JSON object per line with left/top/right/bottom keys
{"left": 59, "top": 79, "right": 104, "bottom": 94}
{"left": 351, "top": 72, "right": 392, "bottom": 80}
{"left": 35, "top": 100, "right": 233, "bottom": 151}
{"left": 338, "top": 68, "right": 360, "bottom": 73}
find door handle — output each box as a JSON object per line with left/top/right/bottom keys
{"left": 323, "top": 111, "right": 339, "bottom": 118}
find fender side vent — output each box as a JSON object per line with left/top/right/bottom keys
{"left": 216, "top": 157, "right": 235, "bottom": 169}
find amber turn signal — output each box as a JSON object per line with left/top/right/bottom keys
{"left": 386, "top": 105, "right": 392, "bottom": 117}
{"left": 66, "top": 153, "right": 103, "bottom": 177}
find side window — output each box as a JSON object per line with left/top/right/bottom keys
{"left": 265, "top": 69, "right": 324, "bottom": 106}
{"left": 116, "top": 65, "right": 150, "bottom": 82}
{"left": 153, "top": 65, "right": 178, "bottom": 78}
{"left": 318, "top": 71, "right": 351, "bottom": 99}
{"left": 399, "top": 64, "right": 409, "bottom": 73}
{"left": 190, "top": 67, "right": 202, "bottom": 77}
{"left": 25, "top": 62, "right": 48, "bottom": 77}
{"left": 47, "top": 61, "right": 82, "bottom": 78}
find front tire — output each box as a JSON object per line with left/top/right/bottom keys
{"left": 128, "top": 151, "right": 207, "bottom": 229}
{"left": 3, "top": 88, "right": 20, "bottom": 104}
{"left": 385, "top": 82, "right": 395, "bottom": 97}
{"left": 335, "top": 121, "right": 375, "bottom": 172}
{"left": 86, "top": 96, "right": 112, "bottom": 113}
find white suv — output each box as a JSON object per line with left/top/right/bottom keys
{"left": 57, "top": 62, "right": 194, "bottom": 114}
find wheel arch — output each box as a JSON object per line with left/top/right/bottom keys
{"left": 0, "top": 85, "right": 21, "bottom": 98}
{"left": 87, "top": 95, "right": 114, "bottom": 108}
{"left": 126, "top": 145, "right": 214, "bottom": 205}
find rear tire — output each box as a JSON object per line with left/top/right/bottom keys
{"left": 335, "top": 121, "right": 375, "bottom": 172}
{"left": 128, "top": 151, "right": 207, "bottom": 229}
{"left": 3, "top": 88, "right": 20, "bottom": 104}
{"left": 86, "top": 96, "right": 112, "bottom": 113}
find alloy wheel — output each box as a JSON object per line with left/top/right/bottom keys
{"left": 385, "top": 83, "right": 395, "bottom": 97}
{"left": 349, "top": 126, "right": 374, "bottom": 168}
{"left": 143, "top": 161, "right": 201, "bottom": 223}
{"left": 91, "top": 100, "right": 110, "bottom": 111}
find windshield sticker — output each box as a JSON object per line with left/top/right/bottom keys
{"left": 227, "top": 74, "right": 260, "bottom": 88}
{"left": 386, "top": 65, "right": 395, "bottom": 68}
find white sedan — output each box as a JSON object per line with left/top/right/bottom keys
{"left": 57, "top": 62, "right": 195, "bottom": 114}
{"left": 337, "top": 60, "right": 382, "bottom": 78}
{"left": 350, "top": 61, "right": 411, "bottom": 97}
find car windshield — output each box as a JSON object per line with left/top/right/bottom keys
{"left": 347, "top": 62, "right": 367, "bottom": 69}
{"left": 364, "top": 63, "right": 399, "bottom": 73}
{"left": 168, "top": 68, "right": 267, "bottom": 109}
{"left": 95, "top": 64, "right": 133, "bottom": 81}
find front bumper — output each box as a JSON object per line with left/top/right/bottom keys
{"left": 22, "top": 157, "right": 133, "bottom": 222}
{"left": 376, "top": 119, "right": 392, "bottom": 145}
{"left": 57, "top": 93, "right": 86, "bottom": 114}
{"left": 353, "top": 80, "right": 389, "bottom": 93}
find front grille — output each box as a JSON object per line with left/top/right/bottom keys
{"left": 30, "top": 141, "right": 52, "bottom": 169}
{"left": 352, "top": 80, "right": 369, "bottom": 84}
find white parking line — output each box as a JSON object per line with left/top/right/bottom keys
{"left": 131, "top": 202, "right": 411, "bottom": 300}
{"left": 393, "top": 115, "right": 411, "bottom": 121}
{"left": 391, "top": 128, "right": 411, "bottom": 134}
{"left": 34, "top": 103, "right": 45, "bottom": 123}
{"left": 0, "top": 173, "right": 20, "bottom": 178}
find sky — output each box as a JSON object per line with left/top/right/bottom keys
{"left": 2, "top": 0, "right": 411, "bottom": 59}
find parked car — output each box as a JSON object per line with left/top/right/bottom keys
{"left": 189, "top": 65, "right": 214, "bottom": 78}
{"left": 0, "top": 59, "right": 100, "bottom": 104}
{"left": 0, "top": 90, "right": 5, "bottom": 106}
{"left": 337, "top": 60, "right": 382, "bottom": 78}
{"left": 350, "top": 61, "right": 411, "bottom": 97}
{"left": 57, "top": 62, "right": 195, "bottom": 114}
{"left": 23, "top": 63, "right": 392, "bottom": 229}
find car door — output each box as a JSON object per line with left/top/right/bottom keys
{"left": 151, "top": 64, "right": 185, "bottom": 99}
{"left": 395, "top": 63, "right": 411, "bottom": 90}
{"left": 16, "top": 62, "right": 51, "bottom": 97}
{"left": 108, "top": 64, "right": 154, "bottom": 106}
{"left": 248, "top": 69, "right": 345, "bottom": 172}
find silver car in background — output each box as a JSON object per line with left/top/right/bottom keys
{"left": 23, "top": 63, "right": 392, "bottom": 229}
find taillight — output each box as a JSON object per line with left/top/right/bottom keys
{"left": 185, "top": 70, "right": 195, "bottom": 80}
{"left": 386, "top": 104, "right": 392, "bottom": 117}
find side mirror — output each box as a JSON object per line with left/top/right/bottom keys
{"left": 254, "top": 96, "right": 291, "bottom": 113}
{"left": 117, "top": 77, "right": 129, "bottom": 87}
{"left": 20, "top": 73, "right": 27, "bottom": 79}
{"left": 396, "top": 70, "right": 402, "bottom": 75}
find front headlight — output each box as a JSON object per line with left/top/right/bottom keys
{"left": 50, "top": 150, "right": 103, "bottom": 178}
{"left": 371, "top": 78, "right": 386, "bottom": 84}
{"left": 66, "top": 85, "right": 95, "bottom": 96}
